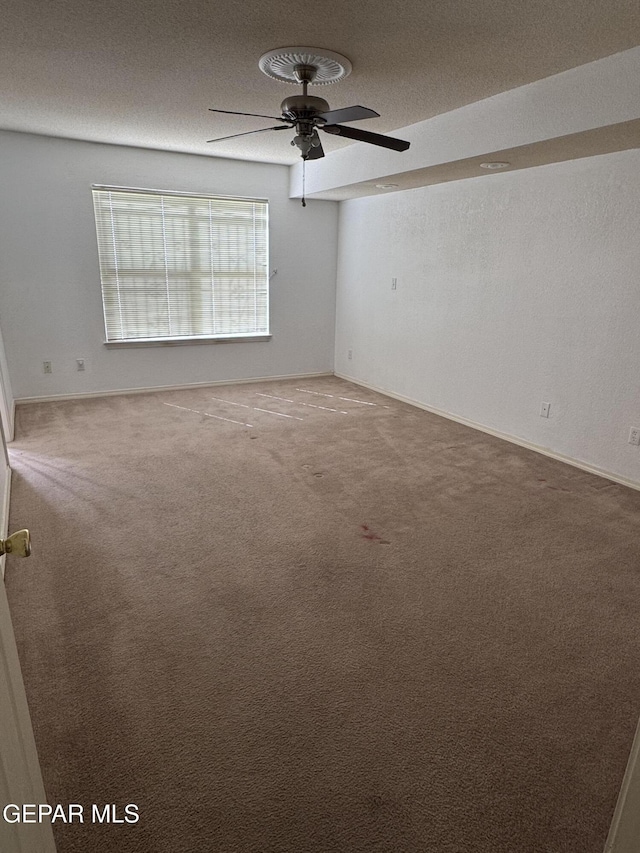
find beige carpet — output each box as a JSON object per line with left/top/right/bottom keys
{"left": 5, "top": 376, "right": 640, "bottom": 853}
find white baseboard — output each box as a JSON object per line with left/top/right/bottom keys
{"left": 14, "top": 372, "right": 333, "bottom": 406}
{"left": 335, "top": 372, "right": 640, "bottom": 493}
{"left": 5, "top": 399, "right": 15, "bottom": 442}
{"left": 0, "top": 397, "right": 14, "bottom": 443}
{"left": 0, "top": 399, "right": 15, "bottom": 443}
{"left": 604, "top": 714, "right": 640, "bottom": 852}
{"left": 0, "top": 465, "right": 10, "bottom": 580}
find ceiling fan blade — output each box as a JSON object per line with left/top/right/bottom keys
{"left": 317, "top": 105, "right": 380, "bottom": 124}
{"left": 206, "top": 125, "right": 290, "bottom": 143}
{"left": 208, "top": 108, "right": 289, "bottom": 122}
{"left": 305, "top": 131, "right": 325, "bottom": 160}
{"left": 323, "top": 124, "right": 410, "bottom": 152}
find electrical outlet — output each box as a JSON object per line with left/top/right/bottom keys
{"left": 347, "top": 349, "right": 353, "bottom": 360}
{"left": 76, "top": 358, "right": 85, "bottom": 372}
{"left": 540, "top": 401, "right": 551, "bottom": 418}
{"left": 43, "top": 361, "right": 52, "bottom": 374}
{"left": 629, "top": 427, "right": 640, "bottom": 446}
{"left": 391, "top": 277, "right": 397, "bottom": 290}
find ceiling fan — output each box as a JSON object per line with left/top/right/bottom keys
{"left": 206, "top": 47, "right": 411, "bottom": 162}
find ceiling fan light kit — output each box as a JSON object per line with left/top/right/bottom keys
{"left": 206, "top": 46, "right": 411, "bottom": 187}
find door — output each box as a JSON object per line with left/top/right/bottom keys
{"left": 0, "top": 323, "right": 14, "bottom": 442}
{"left": 0, "top": 422, "right": 56, "bottom": 852}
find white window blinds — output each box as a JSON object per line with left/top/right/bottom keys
{"left": 92, "top": 187, "right": 269, "bottom": 342}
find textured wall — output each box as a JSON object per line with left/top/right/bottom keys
{"left": 0, "top": 132, "right": 338, "bottom": 399}
{"left": 335, "top": 148, "right": 640, "bottom": 485}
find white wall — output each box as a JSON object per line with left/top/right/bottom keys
{"left": 0, "top": 131, "right": 338, "bottom": 399}
{"left": 335, "top": 148, "right": 640, "bottom": 486}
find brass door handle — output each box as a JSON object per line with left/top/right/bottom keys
{"left": 0, "top": 529, "right": 31, "bottom": 558}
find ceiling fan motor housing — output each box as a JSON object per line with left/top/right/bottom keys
{"left": 280, "top": 95, "right": 330, "bottom": 123}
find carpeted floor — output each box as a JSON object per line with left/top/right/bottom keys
{"left": 5, "top": 375, "right": 640, "bottom": 852}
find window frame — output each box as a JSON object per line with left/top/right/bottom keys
{"left": 91, "top": 184, "right": 271, "bottom": 347}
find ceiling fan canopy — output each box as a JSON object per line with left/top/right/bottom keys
{"left": 206, "top": 47, "right": 411, "bottom": 162}
{"left": 258, "top": 47, "right": 353, "bottom": 86}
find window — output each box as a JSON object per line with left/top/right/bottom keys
{"left": 92, "top": 186, "right": 269, "bottom": 344}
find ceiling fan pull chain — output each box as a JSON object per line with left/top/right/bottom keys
{"left": 302, "top": 159, "right": 306, "bottom": 207}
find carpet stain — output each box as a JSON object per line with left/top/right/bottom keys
{"left": 360, "top": 524, "right": 390, "bottom": 544}
{"left": 368, "top": 795, "right": 384, "bottom": 811}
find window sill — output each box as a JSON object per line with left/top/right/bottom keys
{"left": 104, "top": 335, "right": 272, "bottom": 349}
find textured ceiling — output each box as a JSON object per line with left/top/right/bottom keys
{"left": 2, "top": 0, "right": 640, "bottom": 165}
